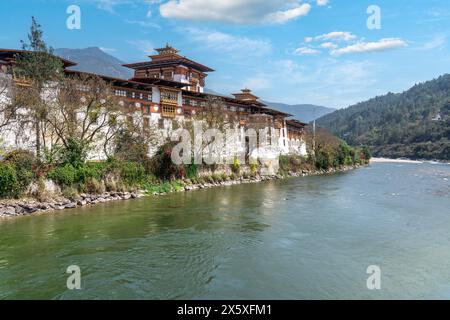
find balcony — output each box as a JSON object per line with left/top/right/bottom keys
{"left": 160, "top": 90, "right": 179, "bottom": 106}
{"left": 161, "top": 105, "right": 176, "bottom": 118}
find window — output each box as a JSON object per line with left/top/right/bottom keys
{"left": 131, "top": 92, "right": 136, "bottom": 99}
{"left": 161, "top": 105, "right": 176, "bottom": 118}
{"left": 114, "top": 90, "right": 127, "bottom": 97}
{"left": 140, "top": 93, "right": 143, "bottom": 100}
{"left": 163, "top": 71, "right": 173, "bottom": 79}
{"left": 190, "top": 100, "right": 197, "bottom": 107}
{"left": 160, "top": 90, "right": 178, "bottom": 105}
{"left": 148, "top": 94, "right": 152, "bottom": 101}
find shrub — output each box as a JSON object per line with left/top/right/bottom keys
{"left": 250, "top": 163, "right": 258, "bottom": 175}
{"left": 144, "top": 181, "right": 172, "bottom": 194}
{"left": 47, "top": 164, "right": 77, "bottom": 186}
{"left": 34, "top": 177, "right": 52, "bottom": 202}
{"left": 185, "top": 163, "right": 198, "bottom": 179}
{"left": 279, "top": 155, "right": 290, "bottom": 173}
{"left": 0, "top": 162, "right": 19, "bottom": 197}
{"left": 84, "top": 177, "right": 105, "bottom": 194}
{"left": 62, "top": 186, "right": 78, "bottom": 200}
{"left": 120, "top": 162, "right": 146, "bottom": 186}
{"left": 170, "top": 180, "right": 185, "bottom": 192}
{"left": 75, "top": 163, "right": 103, "bottom": 183}
{"left": 4, "top": 149, "right": 36, "bottom": 193}
{"left": 60, "top": 138, "right": 88, "bottom": 168}
{"left": 361, "top": 146, "right": 371, "bottom": 164}
{"left": 231, "top": 158, "right": 240, "bottom": 175}
{"left": 315, "top": 147, "right": 332, "bottom": 170}
{"left": 151, "top": 142, "right": 184, "bottom": 180}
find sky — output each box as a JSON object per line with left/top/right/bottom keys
{"left": 0, "top": 0, "right": 449, "bottom": 108}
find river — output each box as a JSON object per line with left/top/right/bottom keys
{"left": 0, "top": 162, "right": 449, "bottom": 299}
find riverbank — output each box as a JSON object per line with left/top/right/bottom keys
{"left": 0, "top": 164, "right": 362, "bottom": 219}
{"left": 370, "top": 157, "right": 450, "bottom": 164}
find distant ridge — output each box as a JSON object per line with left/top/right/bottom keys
{"left": 203, "top": 89, "right": 335, "bottom": 122}
{"left": 54, "top": 47, "right": 133, "bottom": 79}
{"left": 316, "top": 74, "right": 450, "bottom": 160}
{"left": 261, "top": 101, "right": 335, "bottom": 123}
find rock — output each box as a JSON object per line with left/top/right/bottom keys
{"left": 38, "top": 203, "right": 50, "bottom": 210}
{"left": 0, "top": 206, "right": 16, "bottom": 216}
{"left": 14, "top": 205, "right": 25, "bottom": 215}
{"left": 65, "top": 203, "right": 77, "bottom": 209}
{"left": 21, "top": 204, "right": 38, "bottom": 213}
{"left": 77, "top": 200, "right": 87, "bottom": 206}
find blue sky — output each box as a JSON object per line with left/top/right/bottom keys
{"left": 0, "top": 0, "right": 449, "bottom": 108}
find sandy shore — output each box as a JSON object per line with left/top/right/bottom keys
{"left": 370, "top": 157, "right": 424, "bottom": 164}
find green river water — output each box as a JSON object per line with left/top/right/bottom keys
{"left": 0, "top": 162, "right": 449, "bottom": 299}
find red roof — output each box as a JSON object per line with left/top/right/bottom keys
{"left": 123, "top": 56, "right": 214, "bottom": 73}
{"left": 0, "top": 48, "right": 77, "bottom": 68}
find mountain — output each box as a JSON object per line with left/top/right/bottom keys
{"left": 316, "top": 74, "right": 450, "bottom": 160}
{"left": 54, "top": 47, "right": 133, "bottom": 79}
{"left": 261, "top": 101, "right": 335, "bottom": 122}
{"left": 203, "top": 89, "right": 335, "bottom": 122}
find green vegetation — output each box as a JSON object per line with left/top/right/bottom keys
{"left": 317, "top": 74, "right": 450, "bottom": 160}
{"left": 288, "top": 127, "right": 370, "bottom": 174}
{"left": 0, "top": 163, "right": 19, "bottom": 198}
{"left": 0, "top": 127, "right": 368, "bottom": 199}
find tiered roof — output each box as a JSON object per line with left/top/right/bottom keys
{"left": 123, "top": 44, "right": 214, "bottom": 73}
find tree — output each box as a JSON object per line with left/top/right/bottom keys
{"left": 0, "top": 74, "right": 15, "bottom": 133}
{"left": 45, "top": 74, "right": 125, "bottom": 164}
{"left": 14, "top": 16, "right": 64, "bottom": 159}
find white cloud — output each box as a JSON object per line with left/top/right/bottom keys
{"left": 331, "top": 38, "right": 407, "bottom": 56}
{"left": 183, "top": 27, "right": 272, "bottom": 57}
{"left": 160, "top": 0, "right": 311, "bottom": 24}
{"left": 264, "top": 4, "right": 311, "bottom": 24}
{"left": 314, "top": 31, "right": 357, "bottom": 42}
{"left": 90, "top": 0, "right": 135, "bottom": 12}
{"left": 320, "top": 42, "right": 338, "bottom": 49}
{"left": 125, "top": 19, "right": 161, "bottom": 29}
{"left": 316, "top": 0, "right": 329, "bottom": 6}
{"left": 421, "top": 35, "right": 446, "bottom": 50}
{"left": 293, "top": 47, "right": 321, "bottom": 55}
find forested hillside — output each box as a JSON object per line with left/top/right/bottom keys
{"left": 316, "top": 74, "right": 450, "bottom": 160}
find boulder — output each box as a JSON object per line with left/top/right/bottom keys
{"left": 0, "top": 206, "right": 16, "bottom": 216}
